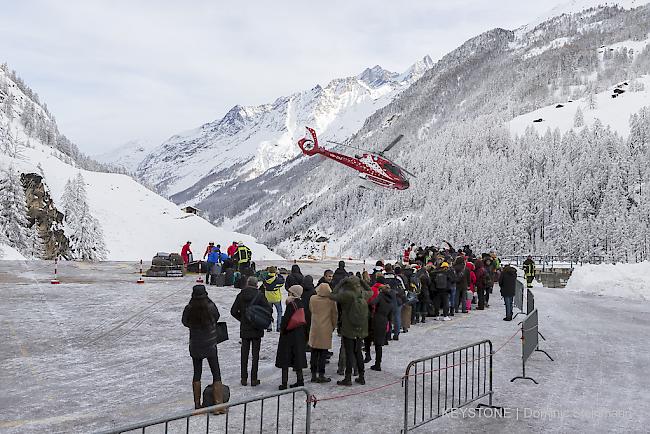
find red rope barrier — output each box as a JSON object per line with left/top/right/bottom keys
{"left": 306, "top": 328, "right": 522, "bottom": 407}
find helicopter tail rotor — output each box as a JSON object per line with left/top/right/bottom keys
{"left": 298, "top": 127, "right": 320, "bottom": 156}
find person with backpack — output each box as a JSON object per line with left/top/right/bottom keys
{"left": 431, "top": 262, "right": 451, "bottom": 320}
{"left": 301, "top": 275, "right": 316, "bottom": 348}
{"left": 182, "top": 285, "right": 226, "bottom": 414}
{"left": 383, "top": 264, "right": 405, "bottom": 340}
{"left": 328, "top": 276, "right": 373, "bottom": 386}
{"left": 230, "top": 277, "right": 272, "bottom": 386}
{"left": 395, "top": 266, "right": 412, "bottom": 333}
{"left": 364, "top": 273, "right": 384, "bottom": 363}
{"left": 453, "top": 256, "right": 469, "bottom": 313}
{"left": 276, "top": 285, "right": 308, "bottom": 390}
{"left": 308, "top": 282, "right": 338, "bottom": 383}
{"left": 263, "top": 266, "right": 285, "bottom": 332}
{"left": 498, "top": 264, "right": 518, "bottom": 321}
{"left": 368, "top": 284, "right": 393, "bottom": 371}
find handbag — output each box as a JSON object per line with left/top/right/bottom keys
{"left": 286, "top": 301, "right": 306, "bottom": 331}
{"left": 215, "top": 321, "right": 229, "bottom": 344}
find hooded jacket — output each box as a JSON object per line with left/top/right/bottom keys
{"left": 328, "top": 276, "right": 372, "bottom": 339}
{"left": 285, "top": 264, "right": 304, "bottom": 289}
{"left": 498, "top": 265, "right": 518, "bottom": 297}
{"left": 263, "top": 273, "right": 285, "bottom": 304}
{"left": 308, "top": 283, "right": 338, "bottom": 349}
{"left": 182, "top": 289, "right": 221, "bottom": 358}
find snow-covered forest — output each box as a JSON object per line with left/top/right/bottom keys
{"left": 230, "top": 5, "right": 650, "bottom": 261}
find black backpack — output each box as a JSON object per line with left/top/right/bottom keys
{"left": 245, "top": 292, "right": 272, "bottom": 330}
{"left": 434, "top": 271, "right": 448, "bottom": 290}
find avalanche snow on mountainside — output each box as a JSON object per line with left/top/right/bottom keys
{"left": 136, "top": 56, "right": 434, "bottom": 204}
{"left": 231, "top": 3, "right": 650, "bottom": 260}
{"left": 0, "top": 65, "right": 281, "bottom": 261}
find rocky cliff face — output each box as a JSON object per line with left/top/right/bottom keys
{"left": 21, "top": 173, "right": 70, "bottom": 259}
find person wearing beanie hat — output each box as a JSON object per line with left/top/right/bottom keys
{"left": 230, "top": 276, "right": 272, "bottom": 387}
{"left": 275, "top": 285, "right": 308, "bottom": 390}
{"left": 182, "top": 285, "right": 226, "bottom": 414}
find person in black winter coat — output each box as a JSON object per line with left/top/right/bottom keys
{"left": 301, "top": 275, "right": 316, "bottom": 346}
{"left": 230, "top": 277, "right": 272, "bottom": 386}
{"left": 369, "top": 284, "right": 393, "bottom": 371}
{"left": 285, "top": 264, "right": 304, "bottom": 289}
{"left": 182, "top": 285, "right": 225, "bottom": 412}
{"left": 498, "top": 264, "right": 518, "bottom": 321}
{"left": 414, "top": 270, "right": 431, "bottom": 323}
{"left": 430, "top": 263, "right": 451, "bottom": 319}
{"left": 331, "top": 261, "right": 348, "bottom": 289}
{"left": 453, "top": 257, "right": 469, "bottom": 314}
{"left": 276, "top": 285, "right": 308, "bottom": 390}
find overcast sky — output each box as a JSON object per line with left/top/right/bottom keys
{"left": 0, "top": 0, "right": 553, "bottom": 154}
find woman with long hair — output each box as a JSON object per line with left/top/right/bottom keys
{"left": 182, "top": 285, "right": 226, "bottom": 414}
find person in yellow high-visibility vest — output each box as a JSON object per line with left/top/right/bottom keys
{"left": 522, "top": 255, "right": 535, "bottom": 289}
{"left": 233, "top": 243, "right": 252, "bottom": 271}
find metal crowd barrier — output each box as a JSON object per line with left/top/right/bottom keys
{"left": 510, "top": 309, "right": 553, "bottom": 384}
{"left": 402, "top": 340, "right": 500, "bottom": 433}
{"left": 513, "top": 279, "right": 525, "bottom": 319}
{"left": 96, "top": 387, "right": 312, "bottom": 434}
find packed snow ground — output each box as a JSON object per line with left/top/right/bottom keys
{"left": 0, "top": 260, "right": 648, "bottom": 433}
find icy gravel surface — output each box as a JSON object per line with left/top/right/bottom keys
{"left": 0, "top": 260, "right": 648, "bottom": 433}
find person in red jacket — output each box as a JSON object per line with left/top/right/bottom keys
{"left": 181, "top": 241, "right": 193, "bottom": 265}
{"left": 227, "top": 241, "right": 238, "bottom": 258}
{"left": 364, "top": 275, "right": 384, "bottom": 363}
{"left": 473, "top": 259, "right": 487, "bottom": 310}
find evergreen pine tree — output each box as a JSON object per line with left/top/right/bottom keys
{"left": 0, "top": 166, "right": 36, "bottom": 255}
{"left": 62, "top": 173, "right": 108, "bottom": 261}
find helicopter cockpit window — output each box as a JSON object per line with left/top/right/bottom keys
{"left": 385, "top": 163, "right": 401, "bottom": 176}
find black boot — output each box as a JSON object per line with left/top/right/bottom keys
{"left": 317, "top": 373, "right": 331, "bottom": 383}
{"left": 355, "top": 374, "right": 365, "bottom": 385}
{"left": 364, "top": 352, "right": 372, "bottom": 363}
{"left": 311, "top": 372, "right": 318, "bottom": 382}
{"left": 279, "top": 368, "right": 288, "bottom": 390}
{"left": 337, "top": 376, "right": 352, "bottom": 386}
{"left": 290, "top": 369, "right": 304, "bottom": 388}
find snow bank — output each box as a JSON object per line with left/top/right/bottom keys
{"left": 565, "top": 261, "right": 650, "bottom": 300}
{"left": 0, "top": 243, "right": 26, "bottom": 260}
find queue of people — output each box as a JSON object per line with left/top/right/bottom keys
{"left": 182, "top": 246, "right": 526, "bottom": 411}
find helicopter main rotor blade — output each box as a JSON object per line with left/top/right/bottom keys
{"left": 381, "top": 134, "right": 404, "bottom": 154}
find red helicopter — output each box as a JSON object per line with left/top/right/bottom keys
{"left": 297, "top": 127, "right": 415, "bottom": 190}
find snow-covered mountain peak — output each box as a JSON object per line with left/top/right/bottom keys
{"left": 357, "top": 65, "right": 399, "bottom": 88}
{"left": 399, "top": 55, "right": 435, "bottom": 81}
{"left": 137, "top": 55, "right": 434, "bottom": 201}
